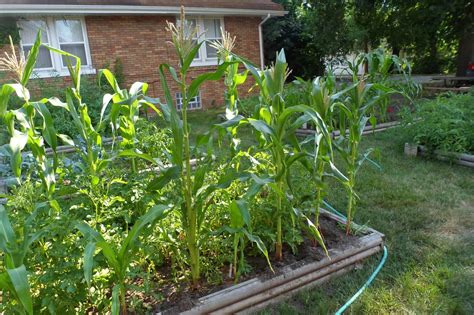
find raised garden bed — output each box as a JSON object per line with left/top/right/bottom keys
{"left": 157, "top": 210, "right": 384, "bottom": 314}
{"left": 404, "top": 143, "right": 474, "bottom": 168}
{"left": 297, "top": 121, "right": 401, "bottom": 138}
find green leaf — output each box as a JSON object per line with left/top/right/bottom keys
{"left": 182, "top": 41, "right": 205, "bottom": 73}
{"left": 7, "top": 265, "right": 33, "bottom": 315}
{"left": 304, "top": 216, "right": 329, "bottom": 257}
{"left": 111, "top": 284, "right": 121, "bottom": 315}
{"left": 242, "top": 230, "right": 273, "bottom": 272}
{"left": 147, "top": 166, "right": 180, "bottom": 192}
{"left": 188, "top": 62, "right": 234, "bottom": 99}
{"left": 9, "top": 130, "right": 28, "bottom": 178}
{"left": 83, "top": 242, "right": 96, "bottom": 287}
{"left": 118, "top": 149, "right": 157, "bottom": 165}
{"left": 0, "top": 84, "right": 16, "bottom": 116}
{"left": 98, "top": 69, "right": 121, "bottom": 93}
{"left": 0, "top": 205, "right": 15, "bottom": 253}
{"left": 229, "top": 201, "right": 244, "bottom": 229}
{"left": 247, "top": 119, "right": 275, "bottom": 137}
{"left": 21, "top": 31, "right": 42, "bottom": 86}
{"left": 33, "top": 102, "right": 58, "bottom": 150}
{"left": 118, "top": 204, "right": 170, "bottom": 265}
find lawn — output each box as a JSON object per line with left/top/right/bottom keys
{"left": 185, "top": 108, "right": 474, "bottom": 314}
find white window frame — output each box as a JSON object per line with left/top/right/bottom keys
{"left": 176, "top": 91, "right": 202, "bottom": 110}
{"left": 18, "top": 16, "right": 95, "bottom": 78}
{"left": 177, "top": 16, "right": 224, "bottom": 67}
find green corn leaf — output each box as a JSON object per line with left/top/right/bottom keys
{"left": 118, "top": 149, "right": 157, "bottom": 165}
{"left": 45, "top": 45, "right": 81, "bottom": 90}
{"left": 247, "top": 119, "right": 275, "bottom": 138}
{"left": 33, "top": 102, "right": 58, "bottom": 150}
{"left": 111, "top": 284, "right": 121, "bottom": 315}
{"left": 242, "top": 230, "right": 273, "bottom": 272}
{"left": 182, "top": 41, "right": 205, "bottom": 73}
{"left": 47, "top": 97, "right": 68, "bottom": 110}
{"left": 21, "top": 31, "right": 42, "bottom": 87}
{"left": 118, "top": 204, "right": 170, "bottom": 266}
{"left": 99, "top": 93, "right": 113, "bottom": 127}
{"left": 83, "top": 242, "right": 96, "bottom": 287}
{"left": 7, "top": 265, "right": 33, "bottom": 315}
{"left": 0, "top": 84, "right": 17, "bottom": 116}
{"left": 229, "top": 201, "right": 245, "bottom": 229}
{"left": 96, "top": 241, "right": 121, "bottom": 274}
{"left": 304, "top": 216, "right": 329, "bottom": 257}
{"left": 0, "top": 205, "right": 15, "bottom": 253}
{"left": 98, "top": 69, "right": 121, "bottom": 93}
{"left": 147, "top": 166, "right": 180, "bottom": 192}
{"left": 76, "top": 221, "right": 105, "bottom": 242}
{"left": 188, "top": 62, "right": 233, "bottom": 99}
{"left": 8, "top": 130, "right": 27, "bottom": 179}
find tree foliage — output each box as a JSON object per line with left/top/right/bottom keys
{"left": 263, "top": 0, "right": 473, "bottom": 76}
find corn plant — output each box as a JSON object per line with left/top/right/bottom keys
{"left": 237, "top": 50, "right": 332, "bottom": 260}
{"left": 76, "top": 204, "right": 170, "bottom": 315}
{"left": 155, "top": 7, "right": 241, "bottom": 285}
{"left": 42, "top": 46, "right": 155, "bottom": 180}
{"left": 334, "top": 53, "right": 402, "bottom": 234}
{"left": 0, "top": 203, "right": 50, "bottom": 315}
{"left": 98, "top": 69, "right": 161, "bottom": 173}
{"left": 295, "top": 75, "right": 335, "bottom": 229}
{"left": 0, "top": 34, "right": 60, "bottom": 198}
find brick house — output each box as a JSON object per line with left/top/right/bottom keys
{"left": 0, "top": 0, "right": 285, "bottom": 109}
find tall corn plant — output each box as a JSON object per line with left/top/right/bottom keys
{"left": 98, "top": 70, "right": 161, "bottom": 173}
{"left": 238, "top": 50, "right": 332, "bottom": 260}
{"left": 297, "top": 74, "right": 342, "bottom": 229}
{"left": 334, "top": 52, "right": 404, "bottom": 234}
{"left": 0, "top": 34, "right": 60, "bottom": 198}
{"left": 156, "top": 7, "right": 236, "bottom": 284}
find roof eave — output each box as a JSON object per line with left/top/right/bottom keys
{"left": 0, "top": 4, "right": 287, "bottom": 16}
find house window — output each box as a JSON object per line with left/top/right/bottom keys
{"left": 18, "top": 17, "right": 94, "bottom": 77}
{"left": 179, "top": 17, "right": 223, "bottom": 66}
{"left": 176, "top": 92, "right": 202, "bottom": 110}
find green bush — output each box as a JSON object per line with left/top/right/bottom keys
{"left": 401, "top": 90, "right": 474, "bottom": 154}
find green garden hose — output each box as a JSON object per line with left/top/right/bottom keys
{"left": 322, "top": 200, "right": 388, "bottom": 315}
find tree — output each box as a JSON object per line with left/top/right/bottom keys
{"left": 263, "top": 0, "right": 351, "bottom": 78}
{"left": 263, "top": 0, "right": 473, "bottom": 76}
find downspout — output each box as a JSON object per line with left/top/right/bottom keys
{"left": 259, "top": 14, "right": 271, "bottom": 69}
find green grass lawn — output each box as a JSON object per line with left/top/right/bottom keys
{"left": 183, "top": 108, "right": 473, "bottom": 314}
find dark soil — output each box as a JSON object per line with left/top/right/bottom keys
{"left": 152, "top": 213, "right": 364, "bottom": 314}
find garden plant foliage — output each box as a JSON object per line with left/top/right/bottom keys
{"left": 402, "top": 90, "right": 474, "bottom": 154}
{"left": 0, "top": 14, "right": 413, "bottom": 313}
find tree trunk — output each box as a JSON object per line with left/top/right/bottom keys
{"left": 456, "top": 30, "right": 474, "bottom": 77}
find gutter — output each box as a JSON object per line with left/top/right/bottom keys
{"left": 259, "top": 14, "right": 272, "bottom": 69}
{"left": 0, "top": 4, "right": 287, "bottom": 17}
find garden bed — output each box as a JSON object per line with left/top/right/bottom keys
{"left": 157, "top": 210, "right": 384, "bottom": 314}
{"left": 297, "top": 121, "right": 401, "bottom": 138}
{"left": 404, "top": 143, "right": 474, "bottom": 168}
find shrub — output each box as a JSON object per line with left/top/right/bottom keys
{"left": 401, "top": 90, "right": 474, "bottom": 154}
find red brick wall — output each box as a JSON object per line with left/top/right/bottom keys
{"left": 0, "top": 15, "right": 262, "bottom": 110}
{"left": 85, "top": 15, "right": 262, "bottom": 109}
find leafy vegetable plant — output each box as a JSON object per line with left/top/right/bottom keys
{"left": 76, "top": 204, "right": 170, "bottom": 315}
{"left": 0, "top": 203, "right": 48, "bottom": 315}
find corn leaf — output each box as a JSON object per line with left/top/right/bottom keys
{"left": 7, "top": 265, "right": 33, "bottom": 315}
